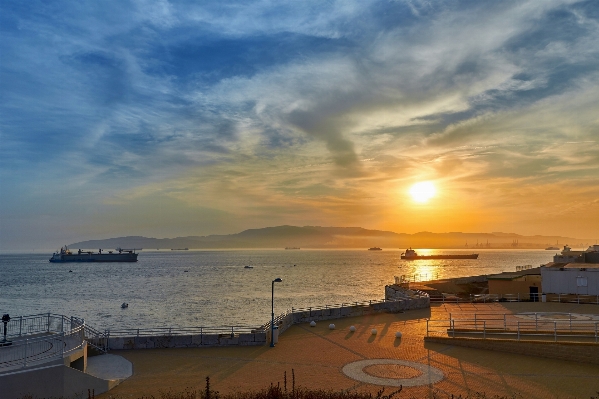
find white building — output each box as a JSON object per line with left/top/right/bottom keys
{"left": 541, "top": 263, "right": 599, "bottom": 295}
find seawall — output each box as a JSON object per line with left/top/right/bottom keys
{"left": 100, "top": 295, "right": 430, "bottom": 350}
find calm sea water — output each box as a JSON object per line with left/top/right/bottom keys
{"left": 0, "top": 249, "right": 553, "bottom": 330}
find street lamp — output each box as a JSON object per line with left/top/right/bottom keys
{"left": 271, "top": 277, "right": 283, "bottom": 347}
{"left": 1, "top": 314, "right": 11, "bottom": 347}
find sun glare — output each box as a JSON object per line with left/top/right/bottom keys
{"left": 409, "top": 181, "right": 436, "bottom": 203}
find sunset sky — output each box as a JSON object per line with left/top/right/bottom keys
{"left": 1, "top": 0, "right": 599, "bottom": 250}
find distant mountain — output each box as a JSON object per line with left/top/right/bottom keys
{"left": 67, "top": 226, "right": 594, "bottom": 250}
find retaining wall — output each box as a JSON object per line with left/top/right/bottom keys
{"left": 276, "top": 297, "right": 430, "bottom": 336}
{"left": 102, "top": 297, "right": 430, "bottom": 350}
{"left": 99, "top": 332, "right": 267, "bottom": 350}
{"left": 424, "top": 336, "right": 599, "bottom": 365}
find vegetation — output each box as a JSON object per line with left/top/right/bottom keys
{"left": 18, "top": 373, "right": 599, "bottom": 399}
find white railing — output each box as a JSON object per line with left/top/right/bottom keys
{"left": 426, "top": 315, "right": 599, "bottom": 342}
{"left": 0, "top": 316, "right": 87, "bottom": 373}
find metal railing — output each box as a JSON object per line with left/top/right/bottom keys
{"left": 105, "top": 325, "right": 262, "bottom": 339}
{"left": 261, "top": 296, "right": 429, "bottom": 331}
{"left": 546, "top": 294, "right": 599, "bottom": 304}
{"left": 428, "top": 293, "right": 599, "bottom": 304}
{"left": 0, "top": 316, "right": 87, "bottom": 373}
{"left": 426, "top": 314, "right": 599, "bottom": 342}
{"left": 289, "top": 296, "right": 427, "bottom": 314}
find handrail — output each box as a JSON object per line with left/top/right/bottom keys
{"left": 261, "top": 296, "right": 428, "bottom": 331}
{"left": 289, "top": 296, "right": 425, "bottom": 313}
{"left": 427, "top": 293, "right": 599, "bottom": 304}
{"left": 105, "top": 325, "right": 262, "bottom": 337}
{"left": 426, "top": 317, "right": 599, "bottom": 343}
{"left": 0, "top": 321, "right": 87, "bottom": 373}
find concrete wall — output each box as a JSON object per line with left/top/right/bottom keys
{"left": 102, "top": 331, "right": 267, "bottom": 350}
{"left": 290, "top": 299, "right": 429, "bottom": 325}
{"left": 101, "top": 298, "right": 430, "bottom": 350}
{"left": 424, "top": 336, "right": 599, "bottom": 365}
{"left": 271, "top": 298, "right": 430, "bottom": 339}
{"left": 541, "top": 267, "right": 599, "bottom": 295}
{"left": 0, "top": 364, "right": 115, "bottom": 399}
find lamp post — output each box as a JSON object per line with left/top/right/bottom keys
{"left": 1, "top": 314, "right": 11, "bottom": 347}
{"left": 271, "top": 278, "right": 282, "bottom": 347}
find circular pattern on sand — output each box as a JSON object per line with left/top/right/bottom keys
{"left": 363, "top": 364, "right": 422, "bottom": 379}
{"left": 342, "top": 359, "right": 444, "bottom": 387}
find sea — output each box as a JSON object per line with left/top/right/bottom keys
{"left": 0, "top": 249, "right": 554, "bottom": 331}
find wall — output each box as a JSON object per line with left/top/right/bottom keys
{"left": 424, "top": 336, "right": 599, "bottom": 365}
{"left": 101, "top": 297, "right": 430, "bottom": 350}
{"left": 488, "top": 275, "right": 542, "bottom": 297}
{"left": 541, "top": 267, "right": 599, "bottom": 295}
{"left": 0, "top": 364, "right": 115, "bottom": 399}
{"left": 102, "top": 331, "right": 267, "bottom": 350}
{"left": 273, "top": 297, "right": 430, "bottom": 338}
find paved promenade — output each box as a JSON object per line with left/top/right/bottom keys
{"left": 99, "top": 302, "right": 599, "bottom": 399}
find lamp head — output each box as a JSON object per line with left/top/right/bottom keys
{"left": 273, "top": 278, "right": 282, "bottom": 283}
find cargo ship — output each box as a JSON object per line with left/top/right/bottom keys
{"left": 401, "top": 248, "right": 478, "bottom": 260}
{"left": 368, "top": 247, "right": 382, "bottom": 251}
{"left": 49, "top": 246, "right": 138, "bottom": 262}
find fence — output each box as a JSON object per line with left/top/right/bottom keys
{"left": 105, "top": 325, "right": 260, "bottom": 338}
{"left": 428, "top": 293, "right": 599, "bottom": 304}
{"left": 261, "top": 295, "right": 431, "bottom": 338}
{"left": 0, "top": 314, "right": 88, "bottom": 373}
{"left": 426, "top": 313, "right": 599, "bottom": 342}
{"left": 100, "top": 325, "right": 266, "bottom": 350}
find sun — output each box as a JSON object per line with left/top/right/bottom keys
{"left": 409, "top": 181, "right": 436, "bottom": 203}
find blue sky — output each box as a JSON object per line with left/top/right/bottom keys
{"left": 1, "top": 0, "right": 599, "bottom": 249}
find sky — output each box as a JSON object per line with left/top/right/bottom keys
{"left": 1, "top": 0, "right": 599, "bottom": 250}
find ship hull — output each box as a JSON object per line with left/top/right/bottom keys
{"left": 49, "top": 253, "right": 138, "bottom": 262}
{"left": 401, "top": 254, "right": 478, "bottom": 260}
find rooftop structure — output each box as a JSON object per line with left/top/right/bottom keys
{"left": 553, "top": 244, "right": 599, "bottom": 264}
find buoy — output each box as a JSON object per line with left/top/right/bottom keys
{"left": 371, "top": 329, "right": 377, "bottom": 335}
{"left": 395, "top": 331, "right": 402, "bottom": 338}
{"left": 349, "top": 326, "right": 356, "bottom": 332}
{"left": 310, "top": 321, "right": 316, "bottom": 327}
{"left": 329, "top": 323, "right": 335, "bottom": 330}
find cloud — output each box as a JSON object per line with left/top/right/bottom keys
{"left": 2, "top": 0, "right": 599, "bottom": 248}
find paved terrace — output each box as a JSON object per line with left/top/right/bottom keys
{"left": 99, "top": 302, "right": 599, "bottom": 399}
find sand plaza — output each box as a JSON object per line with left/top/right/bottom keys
{"left": 96, "top": 302, "right": 599, "bottom": 399}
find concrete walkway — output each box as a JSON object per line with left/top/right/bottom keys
{"left": 98, "top": 303, "right": 599, "bottom": 399}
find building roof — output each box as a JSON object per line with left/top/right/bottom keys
{"left": 542, "top": 262, "right": 599, "bottom": 270}
{"left": 487, "top": 267, "right": 542, "bottom": 280}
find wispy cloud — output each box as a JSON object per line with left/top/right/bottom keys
{"left": 1, "top": 0, "right": 598, "bottom": 248}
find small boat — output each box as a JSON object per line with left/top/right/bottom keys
{"left": 368, "top": 247, "right": 382, "bottom": 251}
{"left": 545, "top": 246, "right": 559, "bottom": 250}
{"left": 244, "top": 265, "right": 253, "bottom": 269}
{"left": 121, "top": 303, "right": 129, "bottom": 308}
{"left": 285, "top": 247, "right": 300, "bottom": 250}
{"left": 171, "top": 248, "right": 189, "bottom": 251}
{"left": 401, "top": 248, "right": 478, "bottom": 260}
